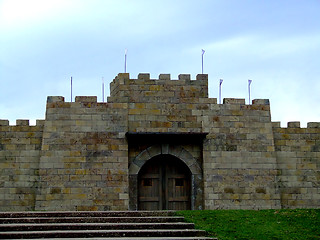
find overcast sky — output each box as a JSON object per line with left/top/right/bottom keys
{"left": 1, "top": 0, "right": 319, "bottom": 127}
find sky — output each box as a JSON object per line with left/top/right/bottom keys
{"left": 0, "top": 0, "right": 319, "bottom": 127}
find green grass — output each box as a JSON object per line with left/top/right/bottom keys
{"left": 177, "top": 209, "right": 320, "bottom": 240}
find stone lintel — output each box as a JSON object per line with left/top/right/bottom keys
{"left": 126, "top": 132, "right": 208, "bottom": 144}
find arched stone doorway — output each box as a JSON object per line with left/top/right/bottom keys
{"left": 138, "top": 155, "right": 191, "bottom": 210}
{"left": 129, "top": 144, "right": 203, "bottom": 210}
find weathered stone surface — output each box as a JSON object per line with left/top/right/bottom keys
{"left": 0, "top": 73, "right": 319, "bottom": 211}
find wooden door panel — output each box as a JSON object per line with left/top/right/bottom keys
{"left": 166, "top": 158, "right": 191, "bottom": 210}
{"left": 168, "top": 201, "right": 189, "bottom": 210}
{"left": 139, "top": 179, "right": 160, "bottom": 200}
{"left": 168, "top": 197, "right": 189, "bottom": 201}
{"left": 139, "top": 201, "right": 159, "bottom": 210}
{"left": 139, "top": 177, "right": 160, "bottom": 210}
{"left": 138, "top": 155, "right": 191, "bottom": 210}
{"left": 167, "top": 176, "right": 190, "bottom": 210}
{"left": 138, "top": 167, "right": 161, "bottom": 210}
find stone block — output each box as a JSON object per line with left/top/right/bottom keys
{"left": 288, "top": 122, "right": 300, "bottom": 128}
{"left": 16, "top": 120, "right": 29, "bottom": 126}
{"left": 196, "top": 74, "right": 208, "bottom": 81}
{"left": 252, "top": 99, "right": 270, "bottom": 105}
{"left": 117, "top": 73, "right": 130, "bottom": 80}
{"left": 0, "top": 120, "right": 9, "bottom": 126}
{"left": 159, "top": 74, "right": 171, "bottom": 80}
{"left": 307, "top": 122, "right": 320, "bottom": 128}
{"left": 47, "top": 96, "right": 65, "bottom": 103}
{"left": 75, "top": 96, "right": 97, "bottom": 103}
{"left": 138, "top": 73, "right": 150, "bottom": 80}
{"left": 223, "top": 98, "right": 246, "bottom": 105}
{"left": 178, "top": 74, "right": 191, "bottom": 81}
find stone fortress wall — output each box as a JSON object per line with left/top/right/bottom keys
{"left": 0, "top": 73, "right": 319, "bottom": 211}
{"left": 0, "top": 119, "right": 43, "bottom": 211}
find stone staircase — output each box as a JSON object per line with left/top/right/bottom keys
{"left": 0, "top": 211, "right": 214, "bottom": 239}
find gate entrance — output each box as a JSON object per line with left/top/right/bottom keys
{"left": 138, "top": 155, "right": 191, "bottom": 210}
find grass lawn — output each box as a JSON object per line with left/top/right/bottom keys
{"left": 177, "top": 209, "right": 320, "bottom": 240}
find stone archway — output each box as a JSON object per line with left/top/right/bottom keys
{"left": 129, "top": 144, "right": 203, "bottom": 210}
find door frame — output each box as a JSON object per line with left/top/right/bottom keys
{"left": 129, "top": 144, "right": 203, "bottom": 210}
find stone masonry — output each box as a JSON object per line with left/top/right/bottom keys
{"left": 0, "top": 73, "right": 319, "bottom": 211}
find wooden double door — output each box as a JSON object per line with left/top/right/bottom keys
{"left": 138, "top": 155, "right": 191, "bottom": 210}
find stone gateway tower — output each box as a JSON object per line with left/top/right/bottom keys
{"left": 0, "top": 73, "right": 319, "bottom": 211}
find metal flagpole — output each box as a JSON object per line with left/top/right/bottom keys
{"left": 102, "top": 77, "right": 104, "bottom": 103}
{"left": 124, "top": 49, "right": 127, "bottom": 73}
{"left": 219, "top": 79, "right": 223, "bottom": 104}
{"left": 201, "top": 49, "right": 205, "bottom": 74}
{"left": 248, "top": 79, "right": 252, "bottom": 104}
{"left": 71, "top": 76, "right": 73, "bottom": 102}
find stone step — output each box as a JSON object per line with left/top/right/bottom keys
{"left": 0, "top": 211, "right": 176, "bottom": 218}
{"left": 0, "top": 229, "right": 208, "bottom": 239}
{"left": 8, "top": 238, "right": 215, "bottom": 240}
{"left": 0, "top": 216, "right": 185, "bottom": 224}
{"left": 25, "top": 238, "right": 215, "bottom": 240}
{"left": 0, "top": 222, "right": 195, "bottom": 231}
{"left": 0, "top": 211, "right": 213, "bottom": 239}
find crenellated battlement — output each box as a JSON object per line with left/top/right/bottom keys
{"left": 110, "top": 73, "right": 208, "bottom": 91}
{"left": 111, "top": 73, "right": 208, "bottom": 84}
{"left": 45, "top": 95, "right": 128, "bottom": 116}
{"left": 47, "top": 96, "right": 100, "bottom": 103}
{"left": 0, "top": 119, "right": 44, "bottom": 128}
{"left": 272, "top": 121, "right": 320, "bottom": 129}
{"left": 222, "top": 98, "right": 269, "bottom": 105}
{"left": 109, "top": 73, "right": 209, "bottom": 103}
{"left": 46, "top": 95, "right": 270, "bottom": 105}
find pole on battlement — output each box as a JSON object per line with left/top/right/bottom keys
{"left": 102, "top": 77, "right": 105, "bottom": 102}
{"left": 219, "top": 79, "right": 223, "bottom": 104}
{"left": 248, "top": 79, "right": 252, "bottom": 104}
{"left": 124, "top": 49, "right": 128, "bottom": 73}
{"left": 71, "top": 76, "right": 73, "bottom": 102}
{"left": 201, "top": 49, "right": 205, "bottom": 74}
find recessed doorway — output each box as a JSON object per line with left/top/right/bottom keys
{"left": 138, "top": 155, "right": 191, "bottom": 210}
